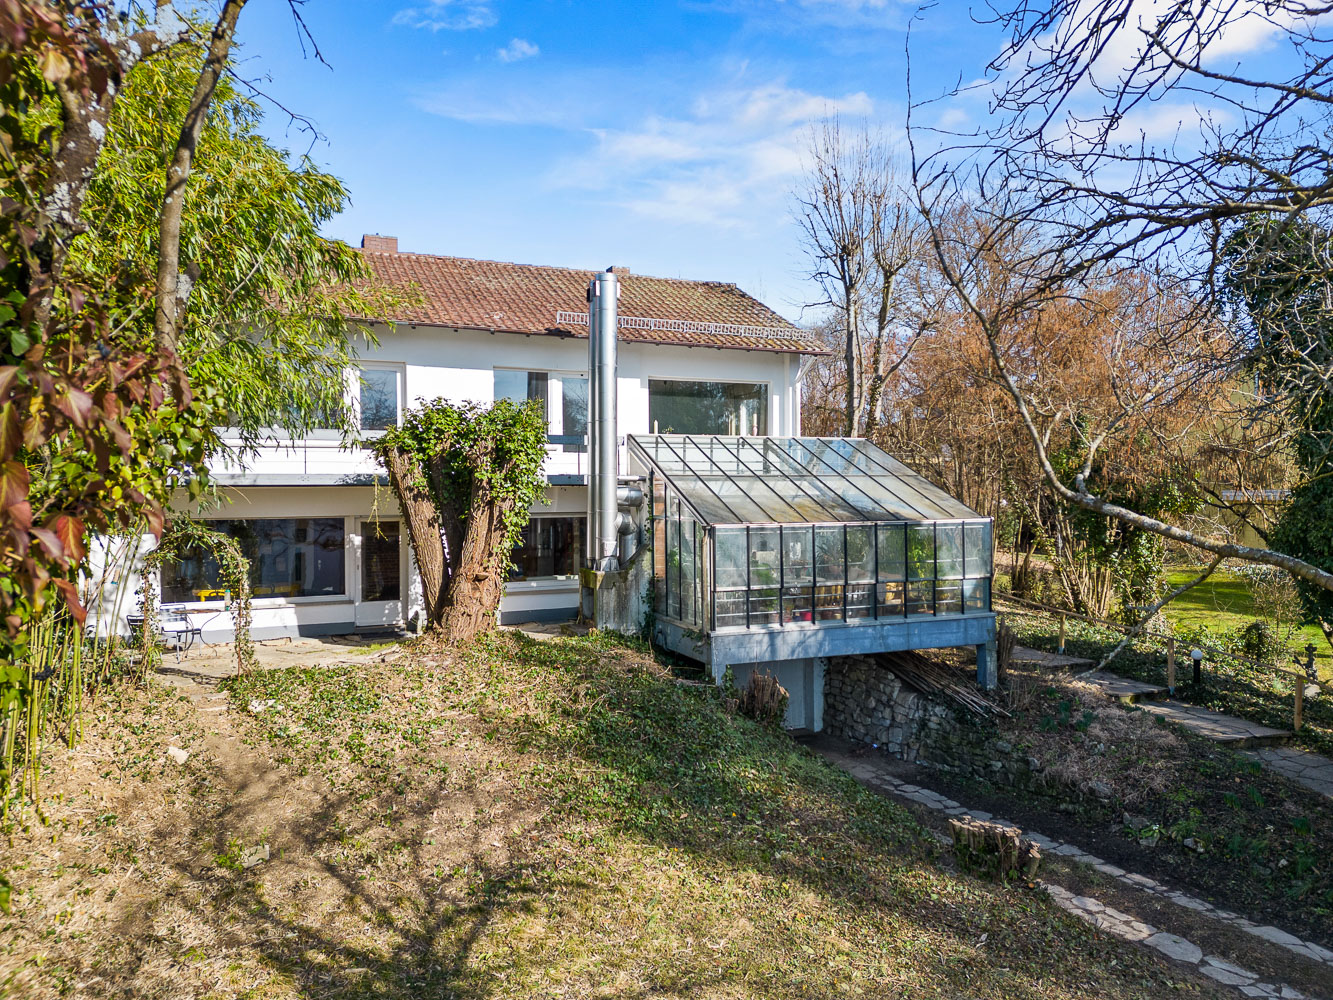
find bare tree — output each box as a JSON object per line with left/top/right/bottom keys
{"left": 907, "top": 0, "right": 1333, "bottom": 596}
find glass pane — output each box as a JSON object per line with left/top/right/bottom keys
{"left": 509, "top": 517, "right": 582, "bottom": 580}
{"left": 359, "top": 369, "right": 398, "bottom": 431}
{"left": 162, "top": 518, "right": 346, "bottom": 602}
{"left": 749, "top": 526, "right": 780, "bottom": 589}
{"left": 494, "top": 369, "right": 528, "bottom": 404}
{"left": 681, "top": 516, "right": 697, "bottom": 624}
{"left": 935, "top": 581, "right": 963, "bottom": 615}
{"left": 846, "top": 583, "right": 875, "bottom": 619}
{"left": 782, "top": 585, "right": 813, "bottom": 623}
{"left": 906, "top": 580, "right": 934, "bottom": 615}
{"left": 362, "top": 520, "right": 400, "bottom": 601}
{"left": 667, "top": 516, "right": 681, "bottom": 620}
{"left": 749, "top": 587, "right": 779, "bottom": 626}
{"left": 815, "top": 584, "right": 844, "bottom": 621}
{"left": 715, "top": 591, "right": 746, "bottom": 629}
{"left": 879, "top": 581, "right": 905, "bottom": 616}
{"left": 876, "top": 523, "right": 905, "bottom": 581}
{"left": 936, "top": 524, "right": 964, "bottom": 580}
{"left": 815, "top": 526, "right": 843, "bottom": 583}
{"left": 965, "top": 521, "right": 991, "bottom": 578}
{"left": 782, "top": 526, "right": 813, "bottom": 584}
{"left": 714, "top": 527, "right": 747, "bottom": 589}
{"left": 964, "top": 578, "right": 990, "bottom": 612}
{"left": 647, "top": 380, "right": 768, "bottom": 435}
{"left": 558, "top": 375, "right": 587, "bottom": 453}
{"left": 846, "top": 525, "right": 874, "bottom": 583}
{"left": 907, "top": 525, "right": 935, "bottom": 581}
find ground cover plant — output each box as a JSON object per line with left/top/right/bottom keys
{"left": 0, "top": 631, "right": 1228, "bottom": 998}
{"left": 979, "top": 668, "right": 1333, "bottom": 945}
{"left": 1002, "top": 603, "right": 1333, "bottom": 760}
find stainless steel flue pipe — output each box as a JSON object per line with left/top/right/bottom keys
{"left": 587, "top": 269, "right": 620, "bottom": 572}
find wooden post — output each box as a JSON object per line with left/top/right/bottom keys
{"left": 1058, "top": 613, "right": 1066, "bottom": 656}
{"left": 1166, "top": 637, "right": 1176, "bottom": 695}
{"left": 1294, "top": 673, "right": 1304, "bottom": 733}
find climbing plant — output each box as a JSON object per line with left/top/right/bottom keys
{"left": 144, "top": 518, "right": 255, "bottom": 675}
{"left": 374, "top": 398, "right": 548, "bottom": 641}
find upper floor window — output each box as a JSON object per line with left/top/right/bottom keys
{"left": 648, "top": 379, "right": 768, "bottom": 436}
{"left": 494, "top": 369, "right": 587, "bottom": 452}
{"left": 358, "top": 366, "right": 402, "bottom": 432}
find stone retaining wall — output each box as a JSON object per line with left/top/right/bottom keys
{"left": 823, "top": 654, "right": 1038, "bottom": 787}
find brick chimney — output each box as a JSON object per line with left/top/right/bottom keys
{"left": 361, "top": 234, "right": 398, "bottom": 254}
{"left": 609, "top": 265, "right": 630, "bottom": 275}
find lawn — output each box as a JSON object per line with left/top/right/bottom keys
{"left": 1162, "top": 567, "right": 1330, "bottom": 680}
{"left": 0, "top": 631, "right": 1227, "bottom": 998}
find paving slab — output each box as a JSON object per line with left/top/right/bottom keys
{"left": 1082, "top": 670, "right": 1169, "bottom": 703}
{"left": 1135, "top": 699, "right": 1293, "bottom": 748}
{"left": 1243, "top": 747, "right": 1333, "bottom": 801}
{"left": 1010, "top": 645, "right": 1096, "bottom": 669}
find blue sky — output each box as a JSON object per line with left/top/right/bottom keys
{"left": 230, "top": 1, "right": 1007, "bottom": 322}
{"left": 231, "top": 1, "right": 1300, "bottom": 323}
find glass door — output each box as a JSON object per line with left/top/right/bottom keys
{"left": 355, "top": 517, "right": 404, "bottom": 627}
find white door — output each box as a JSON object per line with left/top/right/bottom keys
{"left": 355, "top": 517, "right": 405, "bottom": 627}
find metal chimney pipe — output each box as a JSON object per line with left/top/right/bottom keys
{"left": 585, "top": 277, "right": 600, "bottom": 567}
{"left": 592, "top": 269, "right": 620, "bottom": 571}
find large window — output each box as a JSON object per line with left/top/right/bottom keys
{"left": 648, "top": 380, "right": 767, "bottom": 436}
{"left": 509, "top": 517, "right": 583, "bottom": 581}
{"left": 495, "top": 370, "right": 587, "bottom": 451}
{"left": 361, "top": 519, "right": 401, "bottom": 602}
{"left": 358, "top": 368, "right": 401, "bottom": 431}
{"left": 161, "top": 518, "right": 346, "bottom": 603}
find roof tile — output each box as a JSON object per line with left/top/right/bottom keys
{"left": 360, "top": 250, "right": 822, "bottom": 354}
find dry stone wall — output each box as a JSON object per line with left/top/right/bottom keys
{"left": 823, "top": 654, "right": 1038, "bottom": 787}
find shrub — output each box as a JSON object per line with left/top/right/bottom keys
{"left": 738, "top": 672, "right": 789, "bottom": 727}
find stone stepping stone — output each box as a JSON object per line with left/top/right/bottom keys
{"left": 1135, "top": 700, "right": 1292, "bottom": 748}
{"left": 1082, "top": 671, "right": 1169, "bottom": 704}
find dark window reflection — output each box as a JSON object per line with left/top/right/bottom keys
{"left": 509, "top": 517, "right": 583, "bottom": 580}
{"left": 648, "top": 380, "right": 767, "bottom": 435}
{"left": 160, "top": 518, "right": 346, "bottom": 602}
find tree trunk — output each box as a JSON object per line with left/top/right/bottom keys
{"left": 155, "top": 0, "right": 249, "bottom": 356}
{"left": 844, "top": 294, "right": 861, "bottom": 437}
{"left": 382, "top": 448, "right": 447, "bottom": 625}
{"left": 438, "top": 477, "right": 516, "bottom": 641}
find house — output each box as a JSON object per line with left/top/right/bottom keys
{"left": 91, "top": 235, "right": 997, "bottom": 734}
{"left": 92, "top": 236, "right": 816, "bottom": 640}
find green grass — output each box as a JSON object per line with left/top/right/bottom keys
{"left": 203, "top": 631, "right": 1213, "bottom": 999}
{"left": 1162, "top": 568, "right": 1330, "bottom": 677}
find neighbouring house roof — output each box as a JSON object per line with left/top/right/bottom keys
{"left": 357, "top": 239, "right": 822, "bottom": 355}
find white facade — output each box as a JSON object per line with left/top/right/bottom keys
{"left": 95, "top": 322, "right": 807, "bottom": 643}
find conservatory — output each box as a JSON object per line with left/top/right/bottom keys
{"left": 630, "top": 435, "right": 998, "bottom": 698}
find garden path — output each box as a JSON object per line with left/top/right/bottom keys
{"left": 815, "top": 739, "right": 1333, "bottom": 1000}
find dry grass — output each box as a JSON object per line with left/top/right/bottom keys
{"left": 0, "top": 633, "right": 1231, "bottom": 999}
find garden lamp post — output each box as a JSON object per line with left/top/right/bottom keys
{"left": 1191, "top": 647, "right": 1204, "bottom": 686}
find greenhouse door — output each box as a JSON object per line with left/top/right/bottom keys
{"left": 356, "top": 518, "right": 404, "bottom": 627}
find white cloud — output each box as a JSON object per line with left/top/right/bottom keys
{"left": 552, "top": 82, "right": 877, "bottom": 228}
{"left": 497, "top": 37, "right": 539, "bottom": 63}
{"left": 391, "top": 0, "right": 496, "bottom": 32}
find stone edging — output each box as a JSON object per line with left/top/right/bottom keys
{"left": 838, "top": 761, "right": 1332, "bottom": 1000}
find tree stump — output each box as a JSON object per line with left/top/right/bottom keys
{"left": 949, "top": 817, "right": 1042, "bottom": 879}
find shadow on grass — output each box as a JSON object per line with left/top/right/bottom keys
{"left": 66, "top": 630, "right": 1210, "bottom": 1000}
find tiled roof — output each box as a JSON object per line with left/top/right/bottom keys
{"left": 359, "top": 249, "right": 822, "bottom": 354}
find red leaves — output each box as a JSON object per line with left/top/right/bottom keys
{"left": 0, "top": 459, "right": 27, "bottom": 512}
{"left": 52, "top": 579, "right": 86, "bottom": 625}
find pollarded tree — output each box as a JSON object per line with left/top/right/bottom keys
{"left": 375, "top": 399, "right": 548, "bottom": 641}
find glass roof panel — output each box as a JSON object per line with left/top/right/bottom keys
{"left": 629, "top": 434, "right": 981, "bottom": 526}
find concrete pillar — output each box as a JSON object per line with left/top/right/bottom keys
{"left": 976, "top": 638, "right": 997, "bottom": 691}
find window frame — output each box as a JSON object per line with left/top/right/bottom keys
{"left": 157, "top": 516, "right": 354, "bottom": 609}
{"left": 506, "top": 514, "right": 585, "bottom": 583}
{"left": 646, "top": 376, "right": 771, "bottom": 437}
{"left": 354, "top": 362, "right": 405, "bottom": 436}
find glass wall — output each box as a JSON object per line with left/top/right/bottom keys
{"left": 647, "top": 380, "right": 768, "bottom": 436}
{"left": 161, "top": 518, "right": 346, "bottom": 603}
{"left": 654, "top": 516, "right": 992, "bottom": 629}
